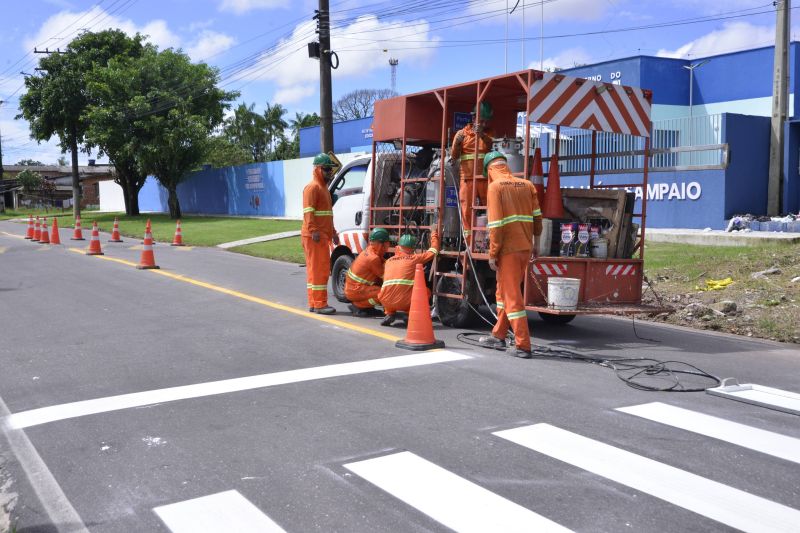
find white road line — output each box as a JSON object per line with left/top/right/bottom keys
{"left": 344, "top": 451, "right": 572, "bottom": 533}
{"left": 707, "top": 383, "right": 800, "bottom": 416}
{"left": 154, "top": 490, "right": 285, "bottom": 533}
{"left": 3, "top": 351, "right": 471, "bottom": 429}
{"left": 0, "top": 395, "right": 89, "bottom": 533}
{"left": 494, "top": 424, "right": 800, "bottom": 533}
{"left": 617, "top": 402, "right": 800, "bottom": 464}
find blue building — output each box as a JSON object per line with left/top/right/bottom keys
{"left": 300, "top": 44, "right": 800, "bottom": 228}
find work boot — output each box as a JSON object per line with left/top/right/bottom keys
{"left": 348, "top": 304, "right": 371, "bottom": 318}
{"left": 314, "top": 306, "right": 336, "bottom": 315}
{"left": 506, "top": 346, "right": 532, "bottom": 359}
{"left": 478, "top": 335, "right": 506, "bottom": 349}
{"left": 381, "top": 314, "right": 396, "bottom": 327}
{"left": 308, "top": 307, "right": 315, "bottom": 313}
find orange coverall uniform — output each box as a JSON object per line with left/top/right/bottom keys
{"left": 302, "top": 167, "right": 336, "bottom": 309}
{"left": 452, "top": 123, "right": 493, "bottom": 236}
{"left": 378, "top": 232, "right": 440, "bottom": 315}
{"left": 345, "top": 242, "right": 386, "bottom": 309}
{"left": 487, "top": 163, "right": 543, "bottom": 352}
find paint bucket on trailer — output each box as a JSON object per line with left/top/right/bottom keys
{"left": 589, "top": 238, "right": 608, "bottom": 259}
{"left": 547, "top": 277, "right": 580, "bottom": 311}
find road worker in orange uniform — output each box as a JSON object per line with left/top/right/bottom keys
{"left": 345, "top": 228, "right": 391, "bottom": 317}
{"left": 479, "top": 151, "right": 543, "bottom": 358}
{"left": 450, "top": 101, "right": 494, "bottom": 239}
{"left": 378, "top": 231, "right": 440, "bottom": 326}
{"left": 302, "top": 153, "right": 340, "bottom": 315}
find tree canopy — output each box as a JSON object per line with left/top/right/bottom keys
{"left": 333, "top": 88, "right": 397, "bottom": 121}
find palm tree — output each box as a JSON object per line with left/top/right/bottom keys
{"left": 263, "top": 103, "right": 288, "bottom": 157}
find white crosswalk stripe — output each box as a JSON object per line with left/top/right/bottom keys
{"left": 494, "top": 423, "right": 800, "bottom": 533}
{"left": 616, "top": 402, "right": 800, "bottom": 464}
{"left": 153, "top": 490, "right": 285, "bottom": 533}
{"left": 344, "top": 451, "right": 572, "bottom": 533}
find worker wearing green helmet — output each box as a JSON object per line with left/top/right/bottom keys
{"left": 345, "top": 228, "right": 392, "bottom": 317}
{"left": 301, "top": 153, "right": 341, "bottom": 315}
{"left": 378, "top": 230, "right": 440, "bottom": 326}
{"left": 450, "top": 100, "right": 495, "bottom": 240}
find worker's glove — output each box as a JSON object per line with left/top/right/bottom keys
{"left": 488, "top": 258, "right": 498, "bottom": 271}
{"left": 312, "top": 231, "right": 321, "bottom": 243}
{"left": 332, "top": 233, "right": 340, "bottom": 246}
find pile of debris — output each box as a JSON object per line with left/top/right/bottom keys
{"left": 725, "top": 213, "right": 800, "bottom": 232}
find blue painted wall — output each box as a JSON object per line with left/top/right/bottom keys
{"left": 299, "top": 116, "right": 373, "bottom": 157}
{"left": 722, "top": 114, "right": 770, "bottom": 217}
{"left": 784, "top": 121, "right": 800, "bottom": 214}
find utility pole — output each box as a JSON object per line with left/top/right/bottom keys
{"left": 768, "top": 0, "right": 790, "bottom": 215}
{"left": 317, "top": 0, "right": 334, "bottom": 154}
{"left": 389, "top": 57, "right": 398, "bottom": 93}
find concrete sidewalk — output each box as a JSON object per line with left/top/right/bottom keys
{"left": 646, "top": 228, "right": 800, "bottom": 246}
{"left": 216, "top": 230, "right": 301, "bottom": 249}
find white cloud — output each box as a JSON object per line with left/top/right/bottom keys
{"left": 468, "top": 0, "right": 607, "bottom": 22}
{"left": 530, "top": 47, "right": 594, "bottom": 71}
{"left": 218, "top": 0, "right": 289, "bottom": 15}
{"left": 240, "top": 15, "right": 439, "bottom": 105}
{"left": 186, "top": 30, "right": 236, "bottom": 61}
{"left": 274, "top": 85, "right": 316, "bottom": 105}
{"left": 657, "top": 22, "right": 774, "bottom": 59}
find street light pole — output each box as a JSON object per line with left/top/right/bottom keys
{"left": 683, "top": 60, "right": 710, "bottom": 164}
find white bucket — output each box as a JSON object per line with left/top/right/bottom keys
{"left": 548, "top": 277, "right": 581, "bottom": 310}
{"left": 589, "top": 238, "right": 608, "bottom": 259}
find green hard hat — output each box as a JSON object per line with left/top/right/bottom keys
{"left": 473, "top": 101, "right": 493, "bottom": 120}
{"left": 369, "top": 228, "right": 390, "bottom": 242}
{"left": 398, "top": 233, "right": 417, "bottom": 248}
{"left": 313, "top": 153, "right": 334, "bottom": 167}
{"left": 483, "top": 151, "right": 507, "bottom": 177}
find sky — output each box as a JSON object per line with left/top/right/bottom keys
{"left": 0, "top": 0, "right": 793, "bottom": 165}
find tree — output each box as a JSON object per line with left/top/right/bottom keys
{"left": 223, "top": 102, "right": 269, "bottom": 162}
{"left": 280, "top": 111, "right": 320, "bottom": 159}
{"left": 263, "top": 103, "right": 288, "bottom": 158}
{"left": 204, "top": 135, "right": 252, "bottom": 168}
{"left": 17, "top": 168, "right": 43, "bottom": 194}
{"left": 332, "top": 88, "right": 397, "bottom": 121}
{"left": 131, "top": 48, "right": 237, "bottom": 218}
{"left": 56, "top": 155, "right": 67, "bottom": 166}
{"left": 18, "top": 30, "right": 146, "bottom": 220}
{"left": 15, "top": 159, "right": 44, "bottom": 166}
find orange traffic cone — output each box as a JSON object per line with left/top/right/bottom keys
{"left": 171, "top": 219, "right": 185, "bottom": 246}
{"left": 71, "top": 216, "right": 85, "bottom": 240}
{"left": 530, "top": 148, "right": 546, "bottom": 204}
{"left": 86, "top": 221, "right": 104, "bottom": 255}
{"left": 39, "top": 219, "right": 50, "bottom": 244}
{"left": 542, "top": 153, "right": 564, "bottom": 219}
{"left": 109, "top": 217, "right": 123, "bottom": 242}
{"left": 50, "top": 218, "right": 61, "bottom": 245}
{"left": 25, "top": 215, "right": 35, "bottom": 239}
{"left": 137, "top": 220, "right": 159, "bottom": 269}
{"left": 396, "top": 264, "right": 445, "bottom": 351}
{"left": 33, "top": 217, "right": 41, "bottom": 242}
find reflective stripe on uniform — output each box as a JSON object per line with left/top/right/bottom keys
{"left": 507, "top": 310, "right": 527, "bottom": 320}
{"left": 303, "top": 207, "right": 315, "bottom": 213}
{"left": 307, "top": 284, "right": 327, "bottom": 291}
{"left": 487, "top": 214, "right": 534, "bottom": 229}
{"left": 459, "top": 153, "right": 486, "bottom": 161}
{"left": 496, "top": 301, "right": 504, "bottom": 309}
{"left": 427, "top": 248, "right": 438, "bottom": 255}
{"left": 532, "top": 208, "right": 542, "bottom": 217}
{"left": 382, "top": 278, "right": 415, "bottom": 287}
{"left": 347, "top": 269, "right": 375, "bottom": 286}
{"left": 315, "top": 210, "right": 333, "bottom": 216}
{"left": 463, "top": 229, "right": 471, "bottom": 236}
{"left": 368, "top": 298, "right": 379, "bottom": 306}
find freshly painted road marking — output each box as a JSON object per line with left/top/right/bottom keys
{"left": 154, "top": 490, "right": 285, "bottom": 533}
{"left": 68, "top": 247, "right": 402, "bottom": 342}
{"left": 494, "top": 423, "right": 800, "bottom": 533}
{"left": 707, "top": 382, "right": 800, "bottom": 416}
{"left": 4, "top": 351, "right": 470, "bottom": 429}
{"left": 617, "top": 402, "right": 800, "bottom": 464}
{"left": 344, "top": 451, "right": 571, "bottom": 533}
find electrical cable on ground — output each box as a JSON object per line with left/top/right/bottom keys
{"left": 456, "top": 332, "right": 721, "bottom": 392}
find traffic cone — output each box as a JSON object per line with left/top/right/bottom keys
{"left": 142, "top": 219, "right": 156, "bottom": 245}
{"left": 33, "top": 217, "right": 41, "bottom": 242}
{"left": 86, "top": 221, "right": 104, "bottom": 255}
{"left": 109, "top": 217, "right": 123, "bottom": 242}
{"left": 542, "top": 153, "right": 564, "bottom": 219}
{"left": 50, "top": 218, "right": 61, "bottom": 245}
{"left": 39, "top": 219, "right": 50, "bottom": 244}
{"left": 137, "top": 220, "right": 159, "bottom": 269}
{"left": 530, "top": 148, "right": 546, "bottom": 204}
{"left": 171, "top": 219, "right": 185, "bottom": 246}
{"left": 395, "top": 264, "right": 445, "bottom": 351}
{"left": 24, "top": 215, "right": 34, "bottom": 239}
{"left": 71, "top": 216, "right": 85, "bottom": 240}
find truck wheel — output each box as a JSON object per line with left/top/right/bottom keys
{"left": 538, "top": 312, "right": 576, "bottom": 325}
{"left": 331, "top": 254, "right": 353, "bottom": 303}
{"left": 435, "top": 275, "right": 479, "bottom": 328}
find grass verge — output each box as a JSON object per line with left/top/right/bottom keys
{"left": 230, "top": 236, "right": 305, "bottom": 264}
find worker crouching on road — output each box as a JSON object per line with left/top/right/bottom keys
{"left": 345, "top": 228, "right": 391, "bottom": 317}
{"left": 378, "top": 231, "right": 440, "bottom": 327}
{"left": 450, "top": 101, "right": 494, "bottom": 239}
{"left": 479, "top": 151, "right": 543, "bottom": 358}
{"left": 302, "top": 153, "right": 340, "bottom": 315}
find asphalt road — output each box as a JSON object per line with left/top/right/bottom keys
{"left": 1, "top": 219, "right": 799, "bottom": 533}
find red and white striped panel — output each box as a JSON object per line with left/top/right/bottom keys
{"left": 529, "top": 72, "right": 652, "bottom": 137}
{"left": 531, "top": 263, "right": 569, "bottom": 276}
{"left": 605, "top": 264, "right": 637, "bottom": 276}
{"left": 340, "top": 231, "right": 367, "bottom": 253}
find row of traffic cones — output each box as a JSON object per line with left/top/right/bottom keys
{"left": 24, "top": 216, "right": 62, "bottom": 245}
{"left": 529, "top": 148, "right": 564, "bottom": 219}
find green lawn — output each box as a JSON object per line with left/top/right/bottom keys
{"left": 3, "top": 210, "right": 300, "bottom": 247}
{"left": 231, "top": 236, "right": 305, "bottom": 263}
